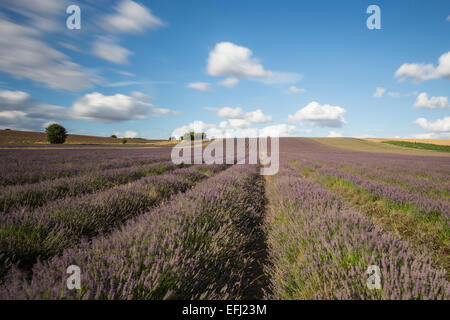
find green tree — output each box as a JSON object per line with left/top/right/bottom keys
{"left": 45, "top": 123, "right": 67, "bottom": 144}
{"left": 110, "top": 135, "right": 117, "bottom": 138}
{"left": 121, "top": 138, "right": 127, "bottom": 144}
{"left": 182, "top": 131, "right": 206, "bottom": 141}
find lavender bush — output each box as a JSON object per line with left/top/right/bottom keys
{"left": 0, "top": 165, "right": 265, "bottom": 300}
{"left": 0, "top": 161, "right": 176, "bottom": 213}
{"left": 264, "top": 163, "right": 449, "bottom": 299}
{"left": 0, "top": 165, "right": 227, "bottom": 278}
{"left": 0, "top": 147, "right": 171, "bottom": 186}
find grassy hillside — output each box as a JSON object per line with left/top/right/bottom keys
{"left": 0, "top": 129, "right": 166, "bottom": 145}
{"left": 365, "top": 138, "right": 450, "bottom": 146}
{"left": 312, "top": 138, "right": 450, "bottom": 157}
{"left": 382, "top": 140, "right": 450, "bottom": 152}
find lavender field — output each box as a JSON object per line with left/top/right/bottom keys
{"left": 0, "top": 139, "right": 448, "bottom": 300}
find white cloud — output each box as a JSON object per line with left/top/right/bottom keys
{"left": 327, "top": 130, "right": 343, "bottom": 137}
{"left": 414, "top": 117, "right": 450, "bottom": 133}
{"left": 124, "top": 130, "right": 138, "bottom": 138}
{"left": 92, "top": 39, "right": 132, "bottom": 65}
{"left": 0, "top": 90, "right": 33, "bottom": 110}
{"left": 102, "top": 0, "right": 164, "bottom": 34}
{"left": 26, "top": 104, "right": 71, "bottom": 120}
{"left": 288, "top": 86, "right": 305, "bottom": 93}
{"left": 186, "top": 82, "right": 211, "bottom": 91}
{"left": 259, "top": 124, "right": 309, "bottom": 137}
{"left": 207, "top": 42, "right": 301, "bottom": 85}
{"left": 245, "top": 109, "right": 273, "bottom": 123}
{"left": 216, "top": 107, "right": 245, "bottom": 119}
{"left": 413, "top": 92, "right": 449, "bottom": 109}
{"left": 447, "top": 15, "right": 450, "bottom": 22}
{"left": 226, "top": 119, "right": 250, "bottom": 129}
{"left": 219, "top": 77, "right": 239, "bottom": 88}
{"left": 0, "top": 90, "right": 174, "bottom": 128}
{"left": 373, "top": 87, "right": 386, "bottom": 97}
{"left": 212, "top": 107, "right": 272, "bottom": 124}
{"left": 112, "top": 130, "right": 139, "bottom": 138}
{"left": 0, "top": 94, "right": 69, "bottom": 130}
{"left": 0, "top": 89, "right": 72, "bottom": 130}
{"left": 410, "top": 132, "right": 450, "bottom": 139}
{"left": 0, "top": 110, "right": 44, "bottom": 131}
{"left": 171, "top": 121, "right": 217, "bottom": 139}
{"left": 288, "top": 101, "right": 347, "bottom": 128}
{"left": 171, "top": 120, "right": 307, "bottom": 139}
{"left": 0, "top": 19, "right": 98, "bottom": 91}
{"left": 207, "top": 42, "right": 271, "bottom": 79}
{"left": 72, "top": 92, "right": 173, "bottom": 122}
{"left": 395, "top": 51, "right": 450, "bottom": 82}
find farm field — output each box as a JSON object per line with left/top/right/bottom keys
{"left": 0, "top": 138, "right": 448, "bottom": 300}
{"left": 365, "top": 138, "right": 450, "bottom": 146}
{"left": 0, "top": 129, "right": 174, "bottom": 146}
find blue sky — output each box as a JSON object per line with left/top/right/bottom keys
{"left": 0, "top": 0, "right": 449, "bottom": 139}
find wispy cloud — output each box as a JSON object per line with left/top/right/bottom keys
{"left": 92, "top": 38, "right": 132, "bottom": 65}
{"left": 0, "top": 19, "right": 99, "bottom": 91}
{"left": 186, "top": 82, "right": 212, "bottom": 91}
{"left": 287, "top": 86, "right": 305, "bottom": 94}
{"left": 101, "top": 0, "right": 165, "bottom": 34}
{"left": 373, "top": 87, "right": 386, "bottom": 97}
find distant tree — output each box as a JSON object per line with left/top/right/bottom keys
{"left": 182, "top": 131, "right": 206, "bottom": 141}
{"left": 45, "top": 123, "right": 67, "bottom": 144}
{"left": 4, "top": 128, "right": 11, "bottom": 131}
{"left": 121, "top": 138, "right": 127, "bottom": 144}
{"left": 110, "top": 134, "right": 117, "bottom": 138}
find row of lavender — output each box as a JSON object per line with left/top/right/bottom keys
{"left": 280, "top": 139, "right": 449, "bottom": 213}
{"left": 0, "top": 165, "right": 265, "bottom": 299}
{"left": 311, "top": 147, "right": 450, "bottom": 181}
{"left": 332, "top": 163, "right": 449, "bottom": 198}
{"left": 0, "top": 161, "right": 176, "bottom": 213}
{"left": 281, "top": 138, "right": 450, "bottom": 182}
{"left": 0, "top": 147, "right": 172, "bottom": 186}
{"left": 264, "top": 162, "right": 449, "bottom": 299}
{"left": 0, "top": 164, "right": 227, "bottom": 279}
{"left": 299, "top": 157, "right": 449, "bottom": 199}
{"left": 315, "top": 166, "right": 449, "bottom": 218}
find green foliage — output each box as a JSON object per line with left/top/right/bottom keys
{"left": 45, "top": 123, "right": 67, "bottom": 144}
{"left": 121, "top": 138, "right": 127, "bottom": 144}
{"left": 182, "top": 131, "right": 206, "bottom": 141}
{"left": 382, "top": 140, "right": 450, "bottom": 152}
{"left": 110, "top": 135, "right": 117, "bottom": 138}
